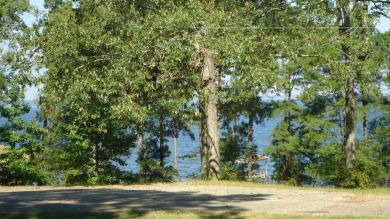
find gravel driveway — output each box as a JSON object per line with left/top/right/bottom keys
{"left": 0, "top": 184, "right": 389, "bottom": 217}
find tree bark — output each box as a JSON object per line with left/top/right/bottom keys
{"left": 138, "top": 125, "right": 145, "bottom": 181}
{"left": 338, "top": 3, "right": 356, "bottom": 169}
{"left": 200, "top": 49, "right": 220, "bottom": 180}
{"left": 159, "top": 113, "right": 165, "bottom": 167}
{"left": 362, "top": 89, "right": 368, "bottom": 140}
{"left": 92, "top": 143, "right": 99, "bottom": 177}
{"left": 362, "top": 0, "right": 369, "bottom": 52}
{"left": 173, "top": 117, "right": 178, "bottom": 172}
{"left": 361, "top": 0, "right": 369, "bottom": 141}
{"left": 199, "top": 101, "right": 208, "bottom": 178}
{"left": 345, "top": 73, "right": 356, "bottom": 169}
{"left": 282, "top": 85, "right": 292, "bottom": 180}
{"left": 285, "top": 86, "right": 292, "bottom": 134}
{"left": 246, "top": 112, "right": 254, "bottom": 181}
{"left": 233, "top": 116, "right": 237, "bottom": 141}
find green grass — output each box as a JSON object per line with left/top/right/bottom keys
{"left": 0, "top": 211, "right": 386, "bottom": 219}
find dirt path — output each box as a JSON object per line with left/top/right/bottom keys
{"left": 0, "top": 184, "right": 389, "bottom": 217}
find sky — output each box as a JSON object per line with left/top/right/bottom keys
{"left": 23, "top": 0, "right": 390, "bottom": 100}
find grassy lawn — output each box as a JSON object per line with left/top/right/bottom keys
{"left": 0, "top": 211, "right": 386, "bottom": 219}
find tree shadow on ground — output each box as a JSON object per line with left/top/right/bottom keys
{"left": 0, "top": 187, "right": 271, "bottom": 218}
{"left": 0, "top": 211, "right": 119, "bottom": 219}
{"left": 0, "top": 210, "right": 248, "bottom": 219}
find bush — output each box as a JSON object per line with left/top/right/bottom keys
{"left": 307, "top": 141, "right": 388, "bottom": 188}
{"left": 62, "top": 165, "right": 140, "bottom": 186}
{"left": 220, "top": 163, "right": 247, "bottom": 181}
{"left": 0, "top": 149, "right": 51, "bottom": 186}
{"left": 140, "top": 159, "right": 178, "bottom": 182}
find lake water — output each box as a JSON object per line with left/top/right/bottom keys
{"left": 9, "top": 101, "right": 373, "bottom": 182}
{"left": 121, "top": 117, "right": 282, "bottom": 181}
{"left": 11, "top": 102, "right": 281, "bottom": 181}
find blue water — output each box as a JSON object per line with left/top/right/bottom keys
{"left": 121, "top": 117, "right": 281, "bottom": 181}
{"left": 3, "top": 100, "right": 377, "bottom": 182}
{"left": 6, "top": 101, "right": 280, "bottom": 181}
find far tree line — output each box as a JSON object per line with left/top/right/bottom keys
{"left": 0, "top": 0, "right": 389, "bottom": 188}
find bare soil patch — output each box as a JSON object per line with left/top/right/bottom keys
{"left": 0, "top": 184, "right": 389, "bottom": 217}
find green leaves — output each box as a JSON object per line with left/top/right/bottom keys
{"left": 0, "top": 0, "right": 387, "bottom": 186}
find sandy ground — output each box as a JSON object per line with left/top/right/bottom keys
{"left": 0, "top": 184, "right": 389, "bottom": 217}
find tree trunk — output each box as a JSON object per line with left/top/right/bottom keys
{"left": 233, "top": 116, "right": 237, "bottom": 141}
{"left": 199, "top": 101, "right": 208, "bottom": 179}
{"left": 282, "top": 75, "right": 293, "bottom": 181}
{"left": 159, "top": 113, "right": 165, "bottom": 167}
{"left": 345, "top": 72, "right": 356, "bottom": 169}
{"left": 362, "top": 88, "right": 368, "bottom": 140}
{"left": 138, "top": 125, "right": 145, "bottom": 181}
{"left": 362, "top": 0, "right": 369, "bottom": 53}
{"left": 338, "top": 4, "right": 356, "bottom": 169}
{"left": 43, "top": 118, "right": 48, "bottom": 128}
{"left": 285, "top": 87, "right": 292, "bottom": 135}
{"left": 92, "top": 143, "right": 99, "bottom": 177}
{"left": 246, "top": 113, "right": 254, "bottom": 181}
{"left": 361, "top": 0, "right": 369, "bottom": 141}
{"left": 173, "top": 117, "right": 178, "bottom": 172}
{"left": 200, "top": 49, "right": 220, "bottom": 180}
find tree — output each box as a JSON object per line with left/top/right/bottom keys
{"left": 193, "top": 0, "right": 276, "bottom": 180}
{"left": 24, "top": 0, "right": 389, "bottom": 186}
{"left": 0, "top": 75, "right": 49, "bottom": 185}
{"left": 367, "top": 30, "right": 390, "bottom": 185}
{"left": 0, "top": 0, "right": 30, "bottom": 93}
{"left": 270, "top": 0, "right": 390, "bottom": 187}
{"left": 262, "top": 0, "right": 331, "bottom": 184}
{"left": 36, "top": 1, "right": 140, "bottom": 185}
{"left": 38, "top": 0, "right": 202, "bottom": 183}
{"left": 0, "top": 0, "right": 29, "bottom": 39}
{"left": 0, "top": 0, "right": 51, "bottom": 185}
{"left": 332, "top": 0, "right": 390, "bottom": 170}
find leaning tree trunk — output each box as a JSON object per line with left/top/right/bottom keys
{"left": 200, "top": 49, "right": 220, "bottom": 180}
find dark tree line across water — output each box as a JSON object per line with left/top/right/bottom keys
{"left": 0, "top": 0, "right": 389, "bottom": 188}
